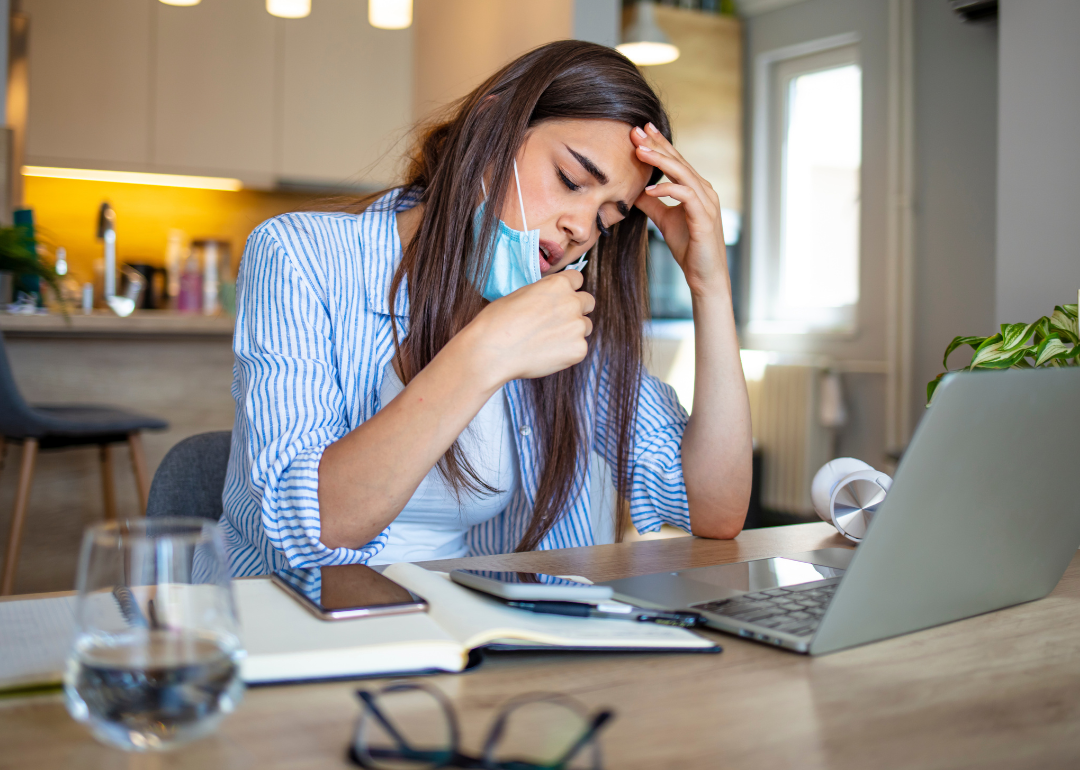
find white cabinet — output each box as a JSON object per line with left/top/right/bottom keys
{"left": 153, "top": 0, "right": 277, "bottom": 184}
{"left": 24, "top": 0, "right": 153, "bottom": 169}
{"left": 280, "top": 0, "right": 412, "bottom": 187}
{"left": 23, "top": 0, "right": 413, "bottom": 189}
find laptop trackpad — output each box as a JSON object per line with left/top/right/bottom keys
{"left": 604, "top": 572, "right": 737, "bottom": 609}
{"left": 602, "top": 556, "right": 848, "bottom": 609}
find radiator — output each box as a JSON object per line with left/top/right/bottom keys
{"left": 750, "top": 363, "right": 839, "bottom": 516}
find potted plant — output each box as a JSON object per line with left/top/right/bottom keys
{"left": 0, "top": 225, "right": 61, "bottom": 308}
{"left": 927, "top": 301, "right": 1079, "bottom": 405}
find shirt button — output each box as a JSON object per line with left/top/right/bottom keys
{"left": 518, "top": 425, "right": 532, "bottom": 437}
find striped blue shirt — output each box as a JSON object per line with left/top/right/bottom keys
{"left": 221, "top": 189, "right": 692, "bottom": 577}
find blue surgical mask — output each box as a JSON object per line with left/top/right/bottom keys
{"left": 472, "top": 161, "right": 587, "bottom": 301}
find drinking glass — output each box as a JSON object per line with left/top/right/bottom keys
{"left": 64, "top": 518, "right": 244, "bottom": 751}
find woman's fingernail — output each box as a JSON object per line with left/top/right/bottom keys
{"left": 638, "top": 145, "right": 651, "bottom": 152}
{"left": 634, "top": 126, "right": 647, "bottom": 139}
{"left": 646, "top": 184, "right": 657, "bottom": 191}
{"left": 646, "top": 122, "right": 658, "bottom": 133}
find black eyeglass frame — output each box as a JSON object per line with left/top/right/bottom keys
{"left": 347, "top": 682, "right": 615, "bottom": 770}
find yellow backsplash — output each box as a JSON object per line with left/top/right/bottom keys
{"left": 24, "top": 176, "right": 321, "bottom": 283}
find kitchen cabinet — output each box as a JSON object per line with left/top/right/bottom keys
{"left": 22, "top": 0, "right": 413, "bottom": 189}
{"left": 153, "top": 0, "right": 277, "bottom": 185}
{"left": 280, "top": 0, "right": 412, "bottom": 187}
{"left": 24, "top": 0, "right": 154, "bottom": 170}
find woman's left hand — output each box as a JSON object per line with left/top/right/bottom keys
{"left": 631, "top": 123, "right": 729, "bottom": 298}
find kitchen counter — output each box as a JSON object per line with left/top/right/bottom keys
{"left": 0, "top": 310, "right": 235, "bottom": 339}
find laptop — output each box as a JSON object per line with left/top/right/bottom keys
{"left": 601, "top": 367, "right": 1080, "bottom": 655}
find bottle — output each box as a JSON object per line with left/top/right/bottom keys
{"left": 46, "top": 246, "right": 84, "bottom": 313}
{"left": 81, "top": 283, "right": 94, "bottom": 315}
{"left": 177, "top": 250, "right": 203, "bottom": 313}
{"left": 164, "top": 230, "right": 185, "bottom": 307}
{"left": 197, "top": 240, "right": 220, "bottom": 316}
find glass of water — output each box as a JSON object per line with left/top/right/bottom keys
{"left": 64, "top": 518, "right": 244, "bottom": 751}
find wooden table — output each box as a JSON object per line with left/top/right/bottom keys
{"left": 2, "top": 522, "right": 1079, "bottom": 769}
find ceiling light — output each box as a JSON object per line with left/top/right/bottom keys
{"left": 369, "top": 0, "right": 412, "bottom": 29}
{"left": 23, "top": 166, "right": 243, "bottom": 191}
{"left": 267, "top": 0, "right": 310, "bottom": 19}
{"left": 617, "top": 1, "right": 679, "bottom": 67}
{"left": 159, "top": 0, "right": 201, "bottom": 6}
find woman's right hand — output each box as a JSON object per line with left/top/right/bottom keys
{"left": 458, "top": 271, "right": 595, "bottom": 385}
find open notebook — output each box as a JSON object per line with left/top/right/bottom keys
{"left": 239, "top": 562, "right": 719, "bottom": 684}
{"left": 0, "top": 563, "right": 718, "bottom": 691}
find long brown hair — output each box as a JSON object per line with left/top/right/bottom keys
{"left": 358, "top": 41, "right": 670, "bottom": 550}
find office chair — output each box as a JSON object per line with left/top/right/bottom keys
{"left": 146, "top": 430, "right": 232, "bottom": 522}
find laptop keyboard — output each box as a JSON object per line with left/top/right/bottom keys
{"left": 691, "top": 577, "right": 841, "bottom": 638}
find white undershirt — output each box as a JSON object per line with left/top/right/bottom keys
{"left": 367, "top": 361, "right": 521, "bottom": 565}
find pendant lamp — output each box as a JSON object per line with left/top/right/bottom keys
{"left": 617, "top": 1, "right": 680, "bottom": 67}
{"left": 369, "top": 0, "right": 412, "bottom": 29}
{"left": 267, "top": 0, "right": 311, "bottom": 19}
{"left": 159, "top": 0, "right": 200, "bottom": 6}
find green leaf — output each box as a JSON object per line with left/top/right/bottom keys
{"left": 1050, "top": 307, "right": 1079, "bottom": 343}
{"left": 967, "top": 334, "right": 1001, "bottom": 368}
{"left": 1031, "top": 316, "right": 1053, "bottom": 344}
{"left": 999, "top": 322, "right": 1038, "bottom": 351}
{"left": 969, "top": 335, "right": 1030, "bottom": 369}
{"left": 926, "top": 373, "right": 944, "bottom": 406}
{"left": 1032, "top": 335, "right": 1072, "bottom": 367}
{"left": 942, "top": 335, "right": 987, "bottom": 370}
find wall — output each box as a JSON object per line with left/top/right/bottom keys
{"left": 641, "top": 6, "right": 743, "bottom": 211}
{"left": 911, "top": 0, "right": 997, "bottom": 425}
{"left": 574, "top": 0, "right": 619, "bottom": 46}
{"left": 411, "top": 0, "right": 575, "bottom": 121}
{"left": 996, "top": 0, "right": 1080, "bottom": 325}
{"left": 23, "top": 176, "right": 315, "bottom": 283}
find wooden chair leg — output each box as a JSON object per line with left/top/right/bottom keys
{"left": 2, "top": 438, "right": 39, "bottom": 596}
{"left": 99, "top": 444, "right": 117, "bottom": 522}
{"left": 128, "top": 432, "right": 150, "bottom": 516}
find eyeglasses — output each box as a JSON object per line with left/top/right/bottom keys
{"left": 347, "top": 682, "right": 615, "bottom": 770}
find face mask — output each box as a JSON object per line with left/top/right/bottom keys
{"left": 472, "top": 162, "right": 588, "bottom": 302}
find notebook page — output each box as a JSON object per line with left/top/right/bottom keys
{"left": 0, "top": 595, "right": 77, "bottom": 691}
{"left": 384, "top": 563, "right": 716, "bottom": 651}
{"left": 235, "top": 578, "right": 467, "bottom": 683}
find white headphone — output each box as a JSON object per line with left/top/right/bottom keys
{"left": 811, "top": 458, "right": 893, "bottom": 543}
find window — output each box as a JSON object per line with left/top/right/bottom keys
{"left": 751, "top": 43, "right": 862, "bottom": 334}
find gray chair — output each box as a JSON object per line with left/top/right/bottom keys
{"left": 146, "top": 431, "right": 232, "bottom": 522}
{"left": 0, "top": 332, "right": 168, "bottom": 595}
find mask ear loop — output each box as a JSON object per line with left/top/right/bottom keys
{"left": 512, "top": 160, "right": 529, "bottom": 232}
{"left": 481, "top": 166, "right": 528, "bottom": 231}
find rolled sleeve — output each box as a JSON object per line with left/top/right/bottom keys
{"left": 230, "top": 221, "right": 388, "bottom": 569}
{"left": 595, "top": 361, "right": 691, "bottom": 535}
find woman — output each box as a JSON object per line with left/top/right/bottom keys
{"left": 221, "top": 41, "right": 752, "bottom": 576}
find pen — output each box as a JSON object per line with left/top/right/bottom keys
{"left": 506, "top": 600, "right": 703, "bottom": 628}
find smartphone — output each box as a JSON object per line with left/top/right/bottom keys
{"left": 271, "top": 564, "right": 428, "bottom": 621}
{"left": 450, "top": 569, "right": 614, "bottom": 602}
